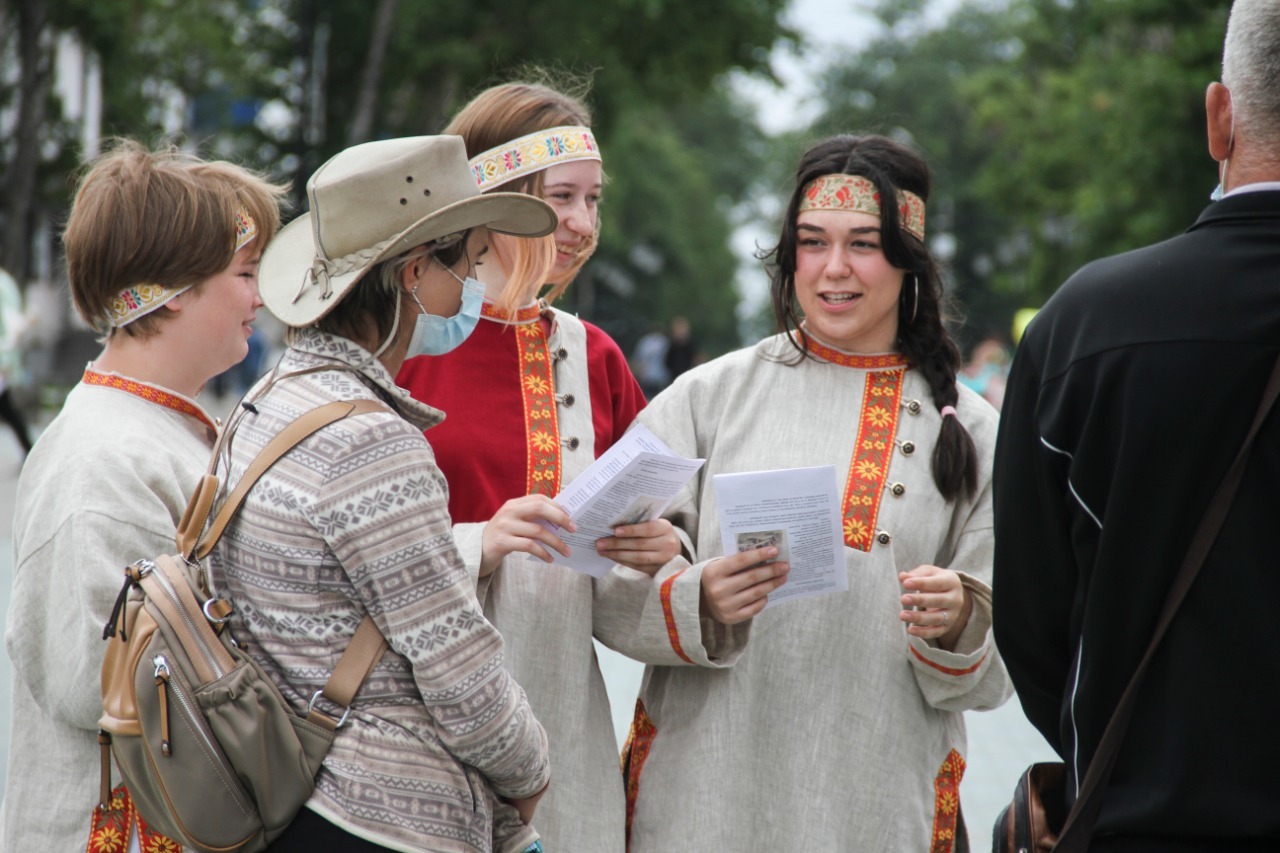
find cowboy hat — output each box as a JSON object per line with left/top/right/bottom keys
{"left": 260, "top": 135, "right": 556, "bottom": 327}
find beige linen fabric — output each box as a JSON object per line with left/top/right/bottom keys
{"left": 627, "top": 335, "right": 1013, "bottom": 851}
{"left": 1, "top": 380, "right": 215, "bottom": 850}
{"left": 446, "top": 308, "right": 747, "bottom": 853}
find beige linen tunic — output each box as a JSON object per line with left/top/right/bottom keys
{"left": 447, "top": 308, "right": 747, "bottom": 853}
{"left": 627, "top": 335, "right": 1013, "bottom": 852}
{"left": 0, "top": 378, "right": 215, "bottom": 850}
{"left": 210, "top": 330, "right": 549, "bottom": 853}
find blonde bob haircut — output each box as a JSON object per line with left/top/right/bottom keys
{"left": 444, "top": 80, "right": 599, "bottom": 312}
{"left": 64, "top": 138, "right": 287, "bottom": 338}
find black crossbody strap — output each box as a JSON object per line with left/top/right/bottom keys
{"left": 1056, "top": 352, "right": 1280, "bottom": 850}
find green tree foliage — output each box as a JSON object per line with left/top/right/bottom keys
{"left": 565, "top": 88, "right": 770, "bottom": 354}
{"left": 805, "top": 0, "right": 1231, "bottom": 349}
{"left": 2, "top": 0, "right": 791, "bottom": 358}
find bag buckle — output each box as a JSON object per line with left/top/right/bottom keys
{"left": 307, "top": 691, "right": 352, "bottom": 728}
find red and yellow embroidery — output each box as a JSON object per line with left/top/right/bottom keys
{"left": 930, "top": 749, "right": 966, "bottom": 853}
{"left": 621, "top": 698, "right": 657, "bottom": 850}
{"left": 910, "top": 643, "right": 989, "bottom": 677}
{"left": 84, "top": 368, "right": 217, "bottom": 432}
{"left": 512, "top": 318, "right": 562, "bottom": 497}
{"left": 87, "top": 784, "right": 179, "bottom": 853}
{"left": 802, "top": 334, "right": 909, "bottom": 371}
{"left": 481, "top": 301, "right": 542, "bottom": 324}
{"left": 798, "top": 335, "right": 908, "bottom": 550}
{"left": 659, "top": 568, "right": 693, "bottom": 664}
{"left": 841, "top": 367, "right": 905, "bottom": 550}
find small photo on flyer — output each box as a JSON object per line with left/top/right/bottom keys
{"left": 735, "top": 529, "right": 789, "bottom": 565}
{"left": 609, "top": 495, "right": 665, "bottom": 528}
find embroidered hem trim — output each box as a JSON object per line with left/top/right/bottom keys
{"left": 83, "top": 368, "right": 217, "bottom": 432}
{"left": 87, "top": 784, "right": 181, "bottom": 853}
{"left": 930, "top": 749, "right": 966, "bottom": 853}
{"left": 841, "top": 368, "right": 905, "bottom": 550}
{"left": 658, "top": 569, "right": 694, "bottom": 664}
{"left": 909, "top": 643, "right": 989, "bottom": 677}
{"left": 621, "top": 698, "right": 657, "bottom": 847}
{"left": 516, "top": 323, "right": 562, "bottom": 496}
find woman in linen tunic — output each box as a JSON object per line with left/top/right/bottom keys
{"left": 624, "top": 135, "right": 1012, "bottom": 851}
{"left": 0, "top": 140, "right": 283, "bottom": 852}
{"left": 397, "top": 83, "right": 750, "bottom": 853}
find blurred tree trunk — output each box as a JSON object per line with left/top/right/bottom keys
{"left": 346, "top": 0, "right": 398, "bottom": 146}
{"left": 289, "top": 0, "right": 326, "bottom": 206}
{"left": 2, "top": 0, "right": 52, "bottom": 283}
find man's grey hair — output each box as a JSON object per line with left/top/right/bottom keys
{"left": 1223, "top": 0, "right": 1280, "bottom": 142}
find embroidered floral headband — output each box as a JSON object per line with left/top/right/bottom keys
{"left": 798, "top": 174, "right": 926, "bottom": 241}
{"left": 469, "top": 125, "right": 601, "bottom": 192}
{"left": 107, "top": 206, "right": 259, "bottom": 328}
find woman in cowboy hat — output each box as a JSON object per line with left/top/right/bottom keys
{"left": 1, "top": 138, "right": 284, "bottom": 853}
{"left": 210, "top": 135, "right": 557, "bottom": 853}
{"left": 394, "top": 82, "right": 783, "bottom": 852}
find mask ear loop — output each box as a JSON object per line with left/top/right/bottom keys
{"left": 1212, "top": 87, "right": 1236, "bottom": 201}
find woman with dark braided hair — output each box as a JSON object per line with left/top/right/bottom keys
{"left": 622, "top": 134, "right": 1012, "bottom": 851}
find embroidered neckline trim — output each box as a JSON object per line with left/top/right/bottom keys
{"left": 481, "top": 301, "right": 542, "bottom": 324}
{"left": 82, "top": 368, "right": 218, "bottom": 432}
{"left": 800, "top": 332, "right": 908, "bottom": 370}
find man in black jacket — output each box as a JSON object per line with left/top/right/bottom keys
{"left": 993, "top": 2, "right": 1280, "bottom": 849}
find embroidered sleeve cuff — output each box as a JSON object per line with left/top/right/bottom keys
{"left": 667, "top": 559, "right": 750, "bottom": 668}
{"left": 592, "top": 559, "right": 748, "bottom": 667}
{"left": 906, "top": 572, "right": 1012, "bottom": 710}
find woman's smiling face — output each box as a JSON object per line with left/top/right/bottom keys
{"left": 793, "top": 207, "right": 905, "bottom": 353}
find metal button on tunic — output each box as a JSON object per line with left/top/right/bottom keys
{"left": 876, "top": 531, "right": 892, "bottom": 545}
{"left": 900, "top": 441, "right": 916, "bottom": 456}
{"left": 890, "top": 482, "right": 906, "bottom": 497}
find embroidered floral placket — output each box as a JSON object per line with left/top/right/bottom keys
{"left": 482, "top": 302, "right": 564, "bottom": 498}
{"left": 801, "top": 336, "right": 909, "bottom": 551}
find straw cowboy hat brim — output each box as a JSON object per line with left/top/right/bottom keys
{"left": 259, "top": 135, "right": 557, "bottom": 328}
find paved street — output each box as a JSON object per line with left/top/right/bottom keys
{"left": 0, "top": 414, "right": 1058, "bottom": 848}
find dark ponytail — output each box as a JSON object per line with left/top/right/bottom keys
{"left": 762, "top": 134, "right": 978, "bottom": 502}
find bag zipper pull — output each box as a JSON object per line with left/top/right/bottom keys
{"left": 153, "top": 655, "right": 172, "bottom": 757}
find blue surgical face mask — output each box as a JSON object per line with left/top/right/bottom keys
{"left": 405, "top": 262, "right": 485, "bottom": 357}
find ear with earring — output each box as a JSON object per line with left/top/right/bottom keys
{"left": 902, "top": 273, "right": 919, "bottom": 325}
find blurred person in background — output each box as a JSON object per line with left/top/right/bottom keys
{"left": 0, "top": 265, "right": 35, "bottom": 459}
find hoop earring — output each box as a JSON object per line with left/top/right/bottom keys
{"left": 903, "top": 274, "right": 919, "bottom": 325}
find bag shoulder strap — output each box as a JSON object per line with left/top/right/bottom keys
{"left": 185, "top": 396, "right": 391, "bottom": 729}
{"left": 187, "top": 397, "right": 388, "bottom": 561}
{"left": 1057, "top": 352, "right": 1280, "bottom": 849}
